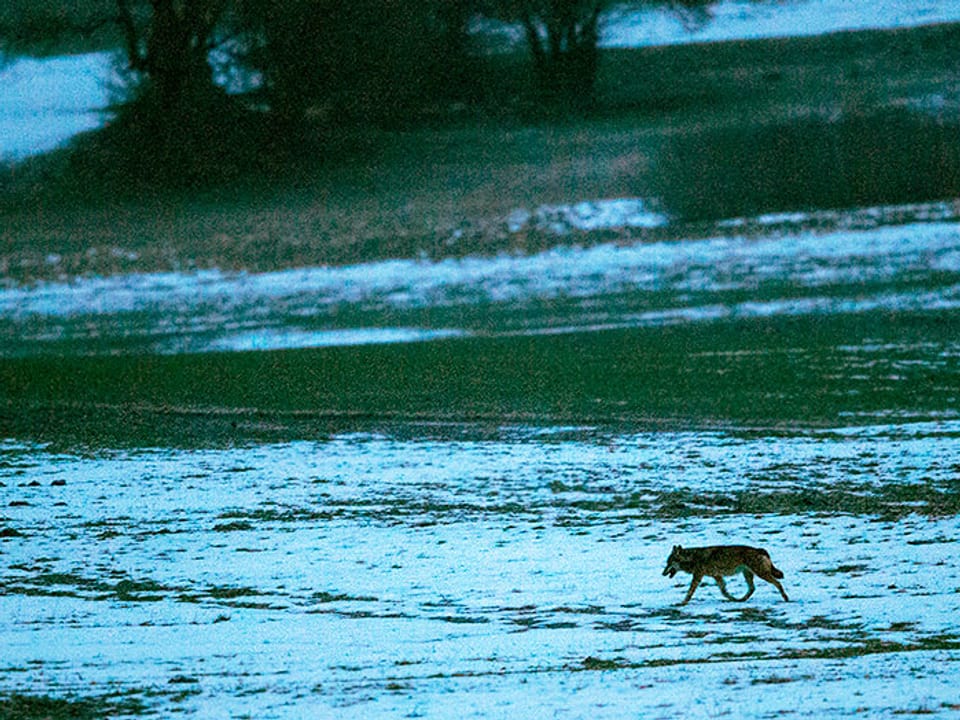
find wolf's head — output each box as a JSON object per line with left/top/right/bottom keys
{"left": 662, "top": 545, "right": 685, "bottom": 578}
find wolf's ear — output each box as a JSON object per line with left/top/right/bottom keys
{"left": 673, "top": 545, "right": 681, "bottom": 551}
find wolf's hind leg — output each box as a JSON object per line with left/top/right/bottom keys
{"left": 754, "top": 567, "right": 790, "bottom": 601}
{"left": 717, "top": 574, "right": 754, "bottom": 602}
{"left": 763, "top": 574, "right": 789, "bottom": 601}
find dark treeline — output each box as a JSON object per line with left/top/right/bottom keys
{"left": 1, "top": 1, "right": 719, "bottom": 128}
{"left": 0, "top": 1, "right": 723, "bottom": 191}
{"left": 5, "top": 2, "right": 959, "bottom": 223}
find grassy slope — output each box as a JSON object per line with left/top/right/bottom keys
{"left": 1, "top": 22, "right": 959, "bottom": 282}
{"left": 596, "top": 21, "right": 960, "bottom": 122}
{"left": 3, "top": 310, "right": 958, "bottom": 446}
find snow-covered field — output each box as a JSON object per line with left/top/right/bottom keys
{"left": 4, "top": 4, "right": 960, "bottom": 707}
{"left": 2, "top": 422, "right": 959, "bottom": 718}
{"left": 0, "top": 52, "right": 114, "bottom": 159}
{"left": 2, "top": 201, "right": 959, "bottom": 356}
{"left": 603, "top": 0, "right": 960, "bottom": 47}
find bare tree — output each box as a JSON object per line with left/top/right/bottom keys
{"left": 116, "top": 0, "right": 233, "bottom": 111}
{"left": 484, "top": 0, "right": 604, "bottom": 103}
{"left": 481, "top": 0, "right": 723, "bottom": 104}
{"left": 0, "top": 1, "right": 236, "bottom": 112}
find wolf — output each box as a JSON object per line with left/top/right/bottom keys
{"left": 662, "top": 544, "right": 789, "bottom": 605}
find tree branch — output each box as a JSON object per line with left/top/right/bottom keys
{"left": 519, "top": 7, "right": 545, "bottom": 68}
{"left": 117, "top": 0, "right": 147, "bottom": 71}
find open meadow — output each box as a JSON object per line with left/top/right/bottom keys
{"left": 2, "top": 17, "right": 960, "bottom": 720}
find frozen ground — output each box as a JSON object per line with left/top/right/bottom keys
{"left": 2, "top": 201, "right": 958, "bottom": 357}
{"left": 2, "top": 422, "right": 960, "bottom": 718}
{"left": 0, "top": 52, "right": 114, "bottom": 159}
{"left": 603, "top": 0, "right": 960, "bottom": 47}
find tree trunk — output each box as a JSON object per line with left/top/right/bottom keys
{"left": 117, "top": 0, "right": 223, "bottom": 113}
{"left": 521, "top": 1, "right": 602, "bottom": 106}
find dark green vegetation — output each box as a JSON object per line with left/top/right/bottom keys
{"left": 2, "top": 310, "right": 958, "bottom": 446}
{"left": 655, "top": 107, "right": 960, "bottom": 221}
{"left": 605, "top": 21, "right": 960, "bottom": 220}
{"left": 1, "top": 572, "right": 170, "bottom": 601}
{"left": 0, "top": 692, "right": 146, "bottom": 719}
{"left": 0, "top": 0, "right": 628, "bottom": 207}
{"left": 3, "top": 22, "right": 960, "bottom": 282}
{"left": 0, "top": 1, "right": 712, "bottom": 127}
{"left": 0, "top": 0, "right": 117, "bottom": 55}
{"left": 575, "top": 633, "right": 960, "bottom": 671}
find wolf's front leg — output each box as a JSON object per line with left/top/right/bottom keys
{"left": 714, "top": 576, "right": 738, "bottom": 601}
{"left": 680, "top": 574, "right": 703, "bottom": 605}
{"left": 769, "top": 577, "right": 789, "bottom": 602}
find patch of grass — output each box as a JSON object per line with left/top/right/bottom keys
{"left": 883, "top": 622, "right": 919, "bottom": 632}
{"left": 565, "top": 482, "right": 960, "bottom": 520}
{"left": 311, "top": 591, "right": 378, "bottom": 603}
{"left": 797, "top": 615, "right": 863, "bottom": 632}
{"left": 553, "top": 605, "right": 605, "bottom": 615}
{"left": 217, "top": 507, "right": 342, "bottom": 523}
{"left": 822, "top": 563, "right": 871, "bottom": 576}
{"left": 212, "top": 520, "right": 255, "bottom": 532}
{"left": 751, "top": 675, "right": 799, "bottom": 685}
{"left": 581, "top": 656, "right": 626, "bottom": 671}
{"left": 707, "top": 635, "right": 764, "bottom": 646}
{"left": 5, "top": 310, "right": 960, "bottom": 438}
{"left": 892, "top": 709, "right": 936, "bottom": 716}
{"left": 204, "top": 585, "right": 262, "bottom": 600}
{"left": 0, "top": 692, "right": 145, "bottom": 719}
{"left": 113, "top": 579, "right": 168, "bottom": 602}
{"left": 167, "top": 675, "right": 199, "bottom": 685}
{"left": 583, "top": 632, "right": 960, "bottom": 673}
{"left": 1, "top": 572, "right": 177, "bottom": 602}
{"left": 652, "top": 108, "right": 960, "bottom": 221}
{"left": 787, "top": 634, "right": 960, "bottom": 661}
{"left": 439, "top": 615, "right": 491, "bottom": 625}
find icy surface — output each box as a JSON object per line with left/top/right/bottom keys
{"left": 0, "top": 53, "right": 113, "bottom": 159}
{"left": 3, "top": 207, "right": 960, "bottom": 356}
{"left": 603, "top": 0, "right": 960, "bottom": 47}
{"left": 505, "top": 198, "right": 669, "bottom": 233}
{"left": 2, "top": 422, "right": 959, "bottom": 717}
